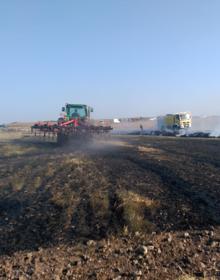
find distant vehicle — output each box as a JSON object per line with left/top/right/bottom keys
{"left": 113, "top": 118, "right": 121, "bottom": 124}
{"left": 0, "top": 124, "right": 6, "bottom": 128}
{"left": 157, "top": 112, "right": 192, "bottom": 132}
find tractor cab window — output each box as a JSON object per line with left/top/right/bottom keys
{"left": 69, "top": 107, "right": 87, "bottom": 119}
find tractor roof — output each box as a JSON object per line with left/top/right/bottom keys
{"left": 66, "top": 104, "right": 88, "bottom": 107}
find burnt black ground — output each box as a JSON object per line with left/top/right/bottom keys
{"left": 0, "top": 134, "right": 220, "bottom": 279}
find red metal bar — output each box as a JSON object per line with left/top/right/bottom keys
{"left": 60, "top": 119, "right": 79, "bottom": 127}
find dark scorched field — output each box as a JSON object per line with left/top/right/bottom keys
{"left": 0, "top": 133, "right": 220, "bottom": 279}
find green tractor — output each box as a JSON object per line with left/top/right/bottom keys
{"left": 59, "top": 104, "right": 94, "bottom": 123}
{"left": 31, "top": 103, "right": 112, "bottom": 145}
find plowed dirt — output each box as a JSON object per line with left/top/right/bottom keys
{"left": 0, "top": 133, "right": 220, "bottom": 279}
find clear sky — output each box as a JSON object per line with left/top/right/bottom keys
{"left": 0, "top": 0, "right": 220, "bottom": 122}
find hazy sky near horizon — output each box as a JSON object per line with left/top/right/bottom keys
{"left": 0, "top": 0, "right": 220, "bottom": 123}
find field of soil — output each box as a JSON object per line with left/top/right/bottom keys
{"left": 0, "top": 131, "right": 220, "bottom": 279}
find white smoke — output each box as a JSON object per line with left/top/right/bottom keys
{"left": 210, "top": 124, "right": 220, "bottom": 137}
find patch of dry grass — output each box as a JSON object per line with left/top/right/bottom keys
{"left": 117, "top": 190, "right": 159, "bottom": 233}
{"left": 137, "top": 145, "right": 171, "bottom": 161}
{"left": 177, "top": 273, "right": 217, "bottom": 280}
{"left": 8, "top": 167, "right": 43, "bottom": 192}
{"left": 10, "top": 174, "right": 26, "bottom": 191}
{"left": 0, "top": 131, "right": 23, "bottom": 141}
{"left": 90, "top": 191, "right": 110, "bottom": 220}
{"left": 0, "top": 143, "right": 37, "bottom": 157}
{"left": 177, "top": 276, "right": 196, "bottom": 280}
{"left": 138, "top": 146, "right": 161, "bottom": 154}
{"left": 45, "top": 163, "right": 56, "bottom": 177}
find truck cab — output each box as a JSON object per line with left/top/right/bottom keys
{"left": 157, "top": 112, "right": 192, "bottom": 131}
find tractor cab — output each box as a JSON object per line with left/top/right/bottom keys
{"left": 62, "top": 104, "right": 94, "bottom": 121}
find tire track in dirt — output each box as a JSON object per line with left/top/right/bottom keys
{"left": 125, "top": 153, "right": 220, "bottom": 230}
{"left": 88, "top": 152, "right": 164, "bottom": 234}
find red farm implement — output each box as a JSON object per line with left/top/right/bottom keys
{"left": 31, "top": 104, "right": 112, "bottom": 145}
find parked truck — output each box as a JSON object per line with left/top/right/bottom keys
{"left": 157, "top": 112, "right": 192, "bottom": 132}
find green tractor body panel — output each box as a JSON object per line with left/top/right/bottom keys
{"left": 62, "top": 104, "right": 94, "bottom": 121}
